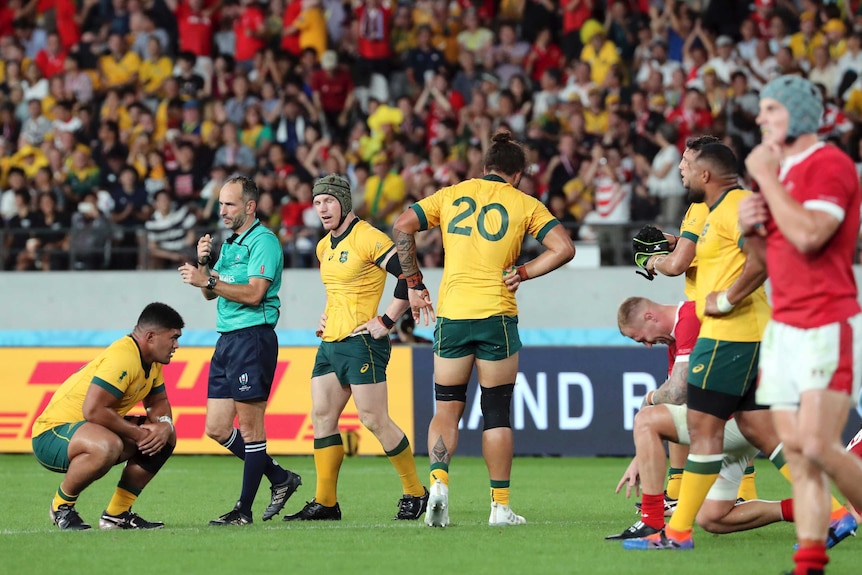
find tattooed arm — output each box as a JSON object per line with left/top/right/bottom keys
{"left": 645, "top": 360, "right": 689, "bottom": 407}
{"left": 393, "top": 208, "right": 436, "bottom": 325}
{"left": 394, "top": 227, "right": 420, "bottom": 278}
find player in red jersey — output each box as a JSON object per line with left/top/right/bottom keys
{"left": 741, "top": 74, "right": 862, "bottom": 575}
{"left": 610, "top": 297, "right": 855, "bottom": 547}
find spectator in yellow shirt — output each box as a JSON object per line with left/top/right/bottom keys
{"left": 100, "top": 32, "right": 141, "bottom": 91}
{"left": 295, "top": 0, "right": 327, "bottom": 64}
{"left": 823, "top": 18, "right": 848, "bottom": 60}
{"left": 842, "top": 82, "right": 862, "bottom": 122}
{"left": 139, "top": 37, "right": 172, "bottom": 99}
{"left": 359, "top": 152, "right": 406, "bottom": 227}
{"left": 788, "top": 11, "right": 824, "bottom": 64}
{"left": 579, "top": 20, "right": 621, "bottom": 86}
{"left": 583, "top": 87, "right": 609, "bottom": 136}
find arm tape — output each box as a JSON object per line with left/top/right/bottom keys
{"left": 385, "top": 253, "right": 409, "bottom": 300}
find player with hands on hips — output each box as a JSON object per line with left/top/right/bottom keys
{"left": 393, "top": 130, "right": 574, "bottom": 528}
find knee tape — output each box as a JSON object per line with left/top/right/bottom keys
{"left": 131, "top": 441, "right": 175, "bottom": 475}
{"left": 481, "top": 384, "right": 515, "bottom": 430}
{"left": 435, "top": 383, "right": 468, "bottom": 402}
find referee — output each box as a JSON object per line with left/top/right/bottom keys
{"left": 178, "top": 175, "right": 301, "bottom": 525}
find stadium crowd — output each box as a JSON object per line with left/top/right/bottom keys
{"left": 2, "top": 0, "right": 862, "bottom": 271}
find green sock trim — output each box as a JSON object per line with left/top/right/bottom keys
{"left": 743, "top": 465, "right": 756, "bottom": 475}
{"left": 314, "top": 434, "right": 344, "bottom": 449}
{"left": 57, "top": 487, "right": 77, "bottom": 502}
{"left": 490, "top": 479, "right": 510, "bottom": 489}
{"left": 684, "top": 459, "right": 723, "bottom": 475}
{"left": 667, "top": 467, "right": 684, "bottom": 477}
{"left": 770, "top": 449, "right": 787, "bottom": 470}
{"left": 430, "top": 462, "right": 449, "bottom": 473}
{"left": 384, "top": 435, "right": 410, "bottom": 457}
{"left": 117, "top": 481, "right": 142, "bottom": 496}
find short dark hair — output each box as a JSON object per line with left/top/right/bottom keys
{"left": 224, "top": 174, "right": 260, "bottom": 203}
{"left": 137, "top": 302, "right": 185, "bottom": 331}
{"left": 693, "top": 142, "right": 738, "bottom": 177}
{"left": 484, "top": 130, "right": 526, "bottom": 176}
{"left": 684, "top": 134, "right": 720, "bottom": 152}
{"left": 100, "top": 120, "right": 120, "bottom": 137}
{"left": 120, "top": 164, "right": 139, "bottom": 177}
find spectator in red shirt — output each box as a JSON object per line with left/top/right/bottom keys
{"left": 280, "top": 0, "right": 302, "bottom": 56}
{"left": 665, "top": 88, "right": 713, "bottom": 151}
{"left": 54, "top": 0, "right": 81, "bottom": 50}
{"left": 562, "top": 0, "right": 594, "bottom": 60}
{"left": 354, "top": 0, "right": 392, "bottom": 86}
{"left": 413, "top": 70, "right": 465, "bottom": 147}
{"left": 234, "top": 0, "right": 266, "bottom": 73}
{"left": 311, "top": 50, "right": 355, "bottom": 144}
{"left": 34, "top": 32, "right": 66, "bottom": 79}
{"left": 0, "top": 0, "right": 37, "bottom": 39}
{"left": 171, "top": 0, "right": 216, "bottom": 58}
{"left": 525, "top": 27, "right": 564, "bottom": 85}
{"left": 751, "top": 0, "right": 774, "bottom": 39}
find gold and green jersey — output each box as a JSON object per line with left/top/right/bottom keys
{"left": 695, "top": 189, "right": 771, "bottom": 342}
{"left": 317, "top": 219, "right": 394, "bottom": 341}
{"left": 32, "top": 336, "right": 166, "bottom": 436}
{"left": 679, "top": 201, "right": 709, "bottom": 301}
{"left": 412, "top": 175, "right": 560, "bottom": 320}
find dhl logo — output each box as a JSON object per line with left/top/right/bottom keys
{"left": 0, "top": 347, "right": 414, "bottom": 455}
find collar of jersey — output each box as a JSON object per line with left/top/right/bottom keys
{"left": 708, "top": 188, "right": 739, "bottom": 212}
{"left": 330, "top": 217, "right": 361, "bottom": 249}
{"left": 482, "top": 174, "right": 507, "bottom": 184}
{"left": 227, "top": 219, "right": 262, "bottom": 246}
{"left": 127, "top": 334, "right": 152, "bottom": 378}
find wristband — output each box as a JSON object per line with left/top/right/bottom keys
{"left": 716, "top": 291, "right": 735, "bottom": 313}
{"left": 379, "top": 314, "right": 395, "bottom": 329}
{"left": 157, "top": 415, "right": 174, "bottom": 433}
{"left": 404, "top": 272, "right": 424, "bottom": 289}
{"left": 198, "top": 255, "right": 210, "bottom": 266}
{"left": 516, "top": 265, "right": 529, "bottom": 281}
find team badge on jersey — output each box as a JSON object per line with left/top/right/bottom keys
{"left": 339, "top": 251, "right": 348, "bottom": 263}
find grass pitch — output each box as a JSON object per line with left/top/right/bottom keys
{"left": 1, "top": 454, "right": 860, "bottom": 575}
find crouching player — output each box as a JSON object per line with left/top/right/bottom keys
{"left": 31, "top": 303, "right": 183, "bottom": 530}
{"left": 610, "top": 297, "right": 856, "bottom": 547}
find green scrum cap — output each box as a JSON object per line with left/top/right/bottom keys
{"left": 312, "top": 174, "right": 352, "bottom": 218}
